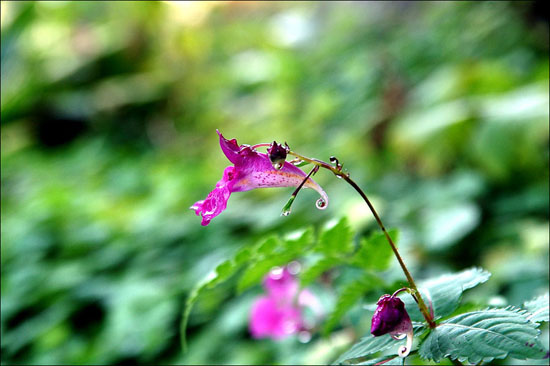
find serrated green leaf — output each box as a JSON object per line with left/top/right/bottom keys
{"left": 235, "top": 246, "right": 253, "bottom": 266}
{"left": 205, "top": 261, "right": 233, "bottom": 289}
{"left": 180, "top": 280, "right": 209, "bottom": 352}
{"left": 323, "top": 274, "right": 380, "bottom": 335}
{"left": 256, "top": 236, "right": 281, "bottom": 256}
{"left": 284, "top": 226, "right": 315, "bottom": 248}
{"left": 317, "top": 217, "right": 354, "bottom": 257}
{"left": 355, "top": 355, "right": 404, "bottom": 365}
{"left": 400, "top": 267, "right": 491, "bottom": 322}
{"left": 419, "top": 308, "right": 548, "bottom": 364}
{"left": 300, "top": 257, "right": 343, "bottom": 287}
{"left": 181, "top": 246, "right": 253, "bottom": 351}
{"left": 352, "top": 229, "right": 398, "bottom": 271}
{"left": 237, "top": 254, "right": 295, "bottom": 293}
{"left": 524, "top": 293, "right": 549, "bottom": 323}
{"left": 333, "top": 325, "right": 425, "bottom": 365}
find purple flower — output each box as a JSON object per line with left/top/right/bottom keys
{"left": 190, "top": 131, "right": 328, "bottom": 226}
{"left": 249, "top": 266, "right": 322, "bottom": 340}
{"left": 371, "top": 294, "right": 412, "bottom": 336}
{"left": 249, "top": 296, "right": 303, "bottom": 340}
{"left": 371, "top": 294, "right": 414, "bottom": 357}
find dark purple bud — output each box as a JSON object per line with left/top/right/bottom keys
{"left": 268, "top": 141, "right": 288, "bottom": 170}
{"left": 371, "top": 294, "right": 412, "bottom": 337}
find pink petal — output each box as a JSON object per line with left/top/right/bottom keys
{"left": 190, "top": 166, "right": 235, "bottom": 226}
{"left": 263, "top": 267, "right": 299, "bottom": 300}
{"left": 249, "top": 297, "right": 279, "bottom": 339}
{"left": 249, "top": 296, "right": 302, "bottom": 340}
{"left": 273, "top": 305, "right": 302, "bottom": 338}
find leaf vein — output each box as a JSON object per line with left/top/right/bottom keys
{"left": 438, "top": 323, "right": 533, "bottom": 347}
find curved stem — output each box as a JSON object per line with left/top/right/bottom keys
{"left": 250, "top": 143, "right": 272, "bottom": 149}
{"left": 391, "top": 287, "right": 411, "bottom": 298}
{"left": 287, "top": 150, "right": 436, "bottom": 328}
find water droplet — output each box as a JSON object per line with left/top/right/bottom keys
{"left": 316, "top": 198, "right": 326, "bottom": 209}
{"left": 281, "top": 209, "right": 291, "bottom": 216}
{"left": 270, "top": 266, "right": 284, "bottom": 279}
{"left": 282, "top": 320, "right": 298, "bottom": 334}
{"left": 298, "top": 330, "right": 311, "bottom": 343}
{"left": 273, "top": 162, "right": 283, "bottom": 170}
{"left": 288, "top": 261, "right": 301, "bottom": 275}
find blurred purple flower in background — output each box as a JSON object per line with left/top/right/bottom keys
{"left": 249, "top": 264, "right": 322, "bottom": 340}
{"left": 190, "top": 130, "right": 328, "bottom": 226}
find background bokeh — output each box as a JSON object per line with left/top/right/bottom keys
{"left": 1, "top": 1, "right": 548, "bottom": 364}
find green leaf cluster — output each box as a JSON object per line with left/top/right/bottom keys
{"left": 180, "top": 228, "right": 313, "bottom": 350}
{"left": 1, "top": 1, "right": 548, "bottom": 364}
{"left": 399, "top": 267, "right": 491, "bottom": 322}
{"left": 303, "top": 220, "right": 397, "bottom": 335}
{"left": 419, "top": 307, "right": 548, "bottom": 363}
{"left": 335, "top": 270, "right": 549, "bottom": 365}
{"left": 182, "top": 218, "right": 399, "bottom": 349}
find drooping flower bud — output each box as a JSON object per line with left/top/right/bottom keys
{"left": 268, "top": 141, "right": 288, "bottom": 170}
{"left": 371, "top": 294, "right": 414, "bottom": 357}
{"left": 371, "top": 294, "right": 411, "bottom": 336}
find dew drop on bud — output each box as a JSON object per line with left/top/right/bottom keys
{"left": 316, "top": 198, "right": 326, "bottom": 209}
{"left": 281, "top": 209, "right": 291, "bottom": 216}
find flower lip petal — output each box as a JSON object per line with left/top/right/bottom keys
{"left": 263, "top": 267, "right": 299, "bottom": 299}
{"left": 189, "top": 166, "right": 235, "bottom": 226}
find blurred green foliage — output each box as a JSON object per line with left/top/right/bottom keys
{"left": 1, "top": 1, "right": 548, "bottom": 364}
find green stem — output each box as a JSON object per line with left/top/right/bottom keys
{"left": 281, "top": 165, "right": 319, "bottom": 216}
{"left": 288, "top": 150, "right": 436, "bottom": 329}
